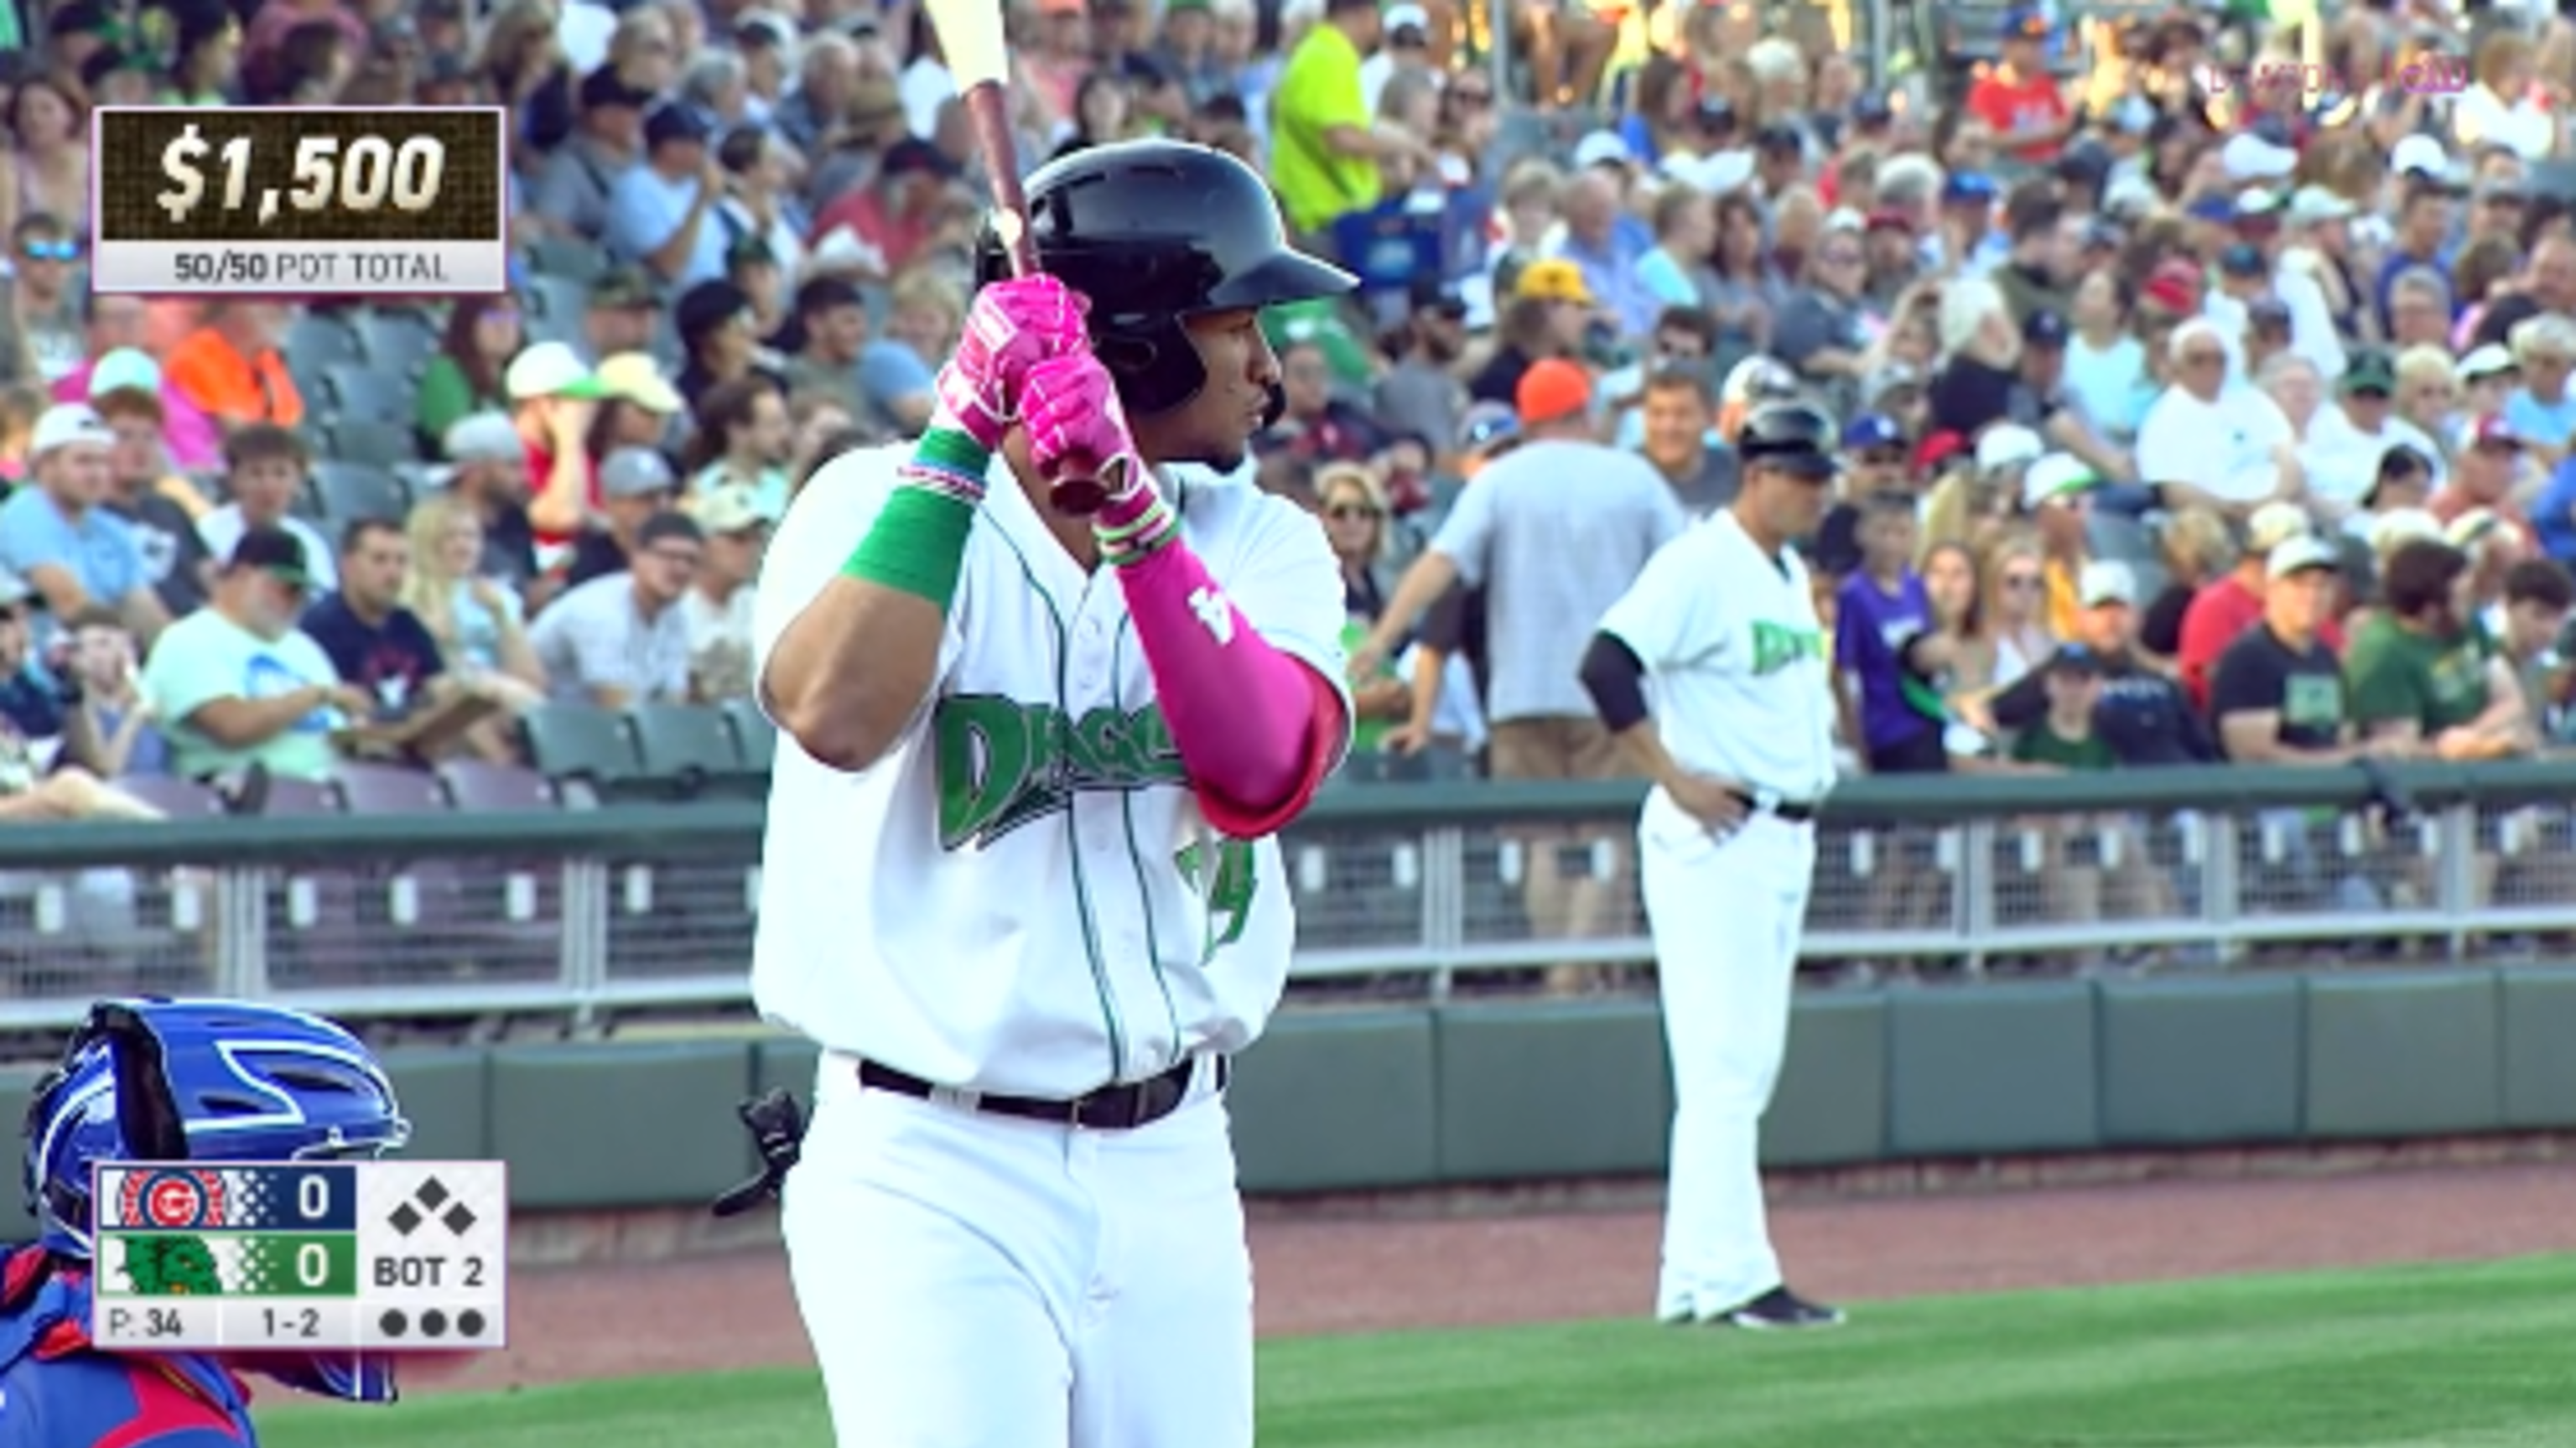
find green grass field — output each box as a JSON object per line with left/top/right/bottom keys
{"left": 257, "top": 1254, "right": 2576, "bottom": 1448}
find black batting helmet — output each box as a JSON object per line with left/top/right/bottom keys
{"left": 1737, "top": 402, "right": 1840, "bottom": 478}
{"left": 974, "top": 139, "right": 1358, "bottom": 418}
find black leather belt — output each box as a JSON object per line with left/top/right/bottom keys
{"left": 856, "top": 1054, "right": 1227, "bottom": 1131}
{"left": 1729, "top": 791, "right": 1818, "bottom": 823}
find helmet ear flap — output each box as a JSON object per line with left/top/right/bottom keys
{"left": 1094, "top": 331, "right": 1159, "bottom": 381}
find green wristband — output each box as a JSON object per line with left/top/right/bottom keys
{"left": 843, "top": 487, "right": 979, "bottom": 611}
{"left": 912, "top": 426, "right": 990, "bottom": 483}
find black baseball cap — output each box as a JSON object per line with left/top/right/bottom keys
{"left": 2055, "top": 140, "right": 2111, "bottom": 189}
{"left": 880, "top": 138, "right": 959, "bottom": 182}
{"left": 2023, "top": 309, "right": 2069, "bottom": 349}
{"left": 644, "top": 101, "right": 712, "bottom": 150}
{"left": 2341, "top": 348, "right": 2397, "bottom": 395}
{"left": 674, "top": 279, "right": 751, "bottom": 343}
{"left": 581, "top": 65, "right": 654, "bottom": 112}
{"left": 2047, "top": 642, "right": 2106, "bottom": 677}
{"left": 48, "top": 0, "right": 113, "bottom": 38}
{"left": 637, "top": 510, "right": 706, "bottom": 551}
{"left": 227, "top": 526, "right": 311, "bottom": 587}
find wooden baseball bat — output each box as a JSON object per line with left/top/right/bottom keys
{"left": 928, "top": 0, "right": 1109, "bottom": 514}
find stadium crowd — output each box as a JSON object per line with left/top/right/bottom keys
{"left": 0, "top": 0, "right": 2568, "bottom": 823}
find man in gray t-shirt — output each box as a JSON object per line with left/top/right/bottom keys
{"left": 528, "top": 511, "right": 704, "bottom": 708}
{"left": 1358, "top": 359, "right": 1686, "bottom": 989}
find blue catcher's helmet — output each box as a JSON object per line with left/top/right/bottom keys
{"left": 23, "top": 999, "right": 411, "bottom": 1259}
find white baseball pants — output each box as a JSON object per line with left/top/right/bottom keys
{"left": 1639, "top": 804, "right": 1815, "bottom": 1321}
{"left": 781, "top": 1059, "right": 1251, "bottom": 1448}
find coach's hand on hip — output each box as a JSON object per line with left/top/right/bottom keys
{"left": 1663, "top": 770, "right": 1751, "bottom": 835}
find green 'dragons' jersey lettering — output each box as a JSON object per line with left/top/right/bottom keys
{"left": 933, "top": 694, "right": 1259, "bottom": 961}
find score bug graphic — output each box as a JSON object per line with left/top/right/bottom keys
{"left": 91, "top": 1161, "right": 507, "bottom": 1352}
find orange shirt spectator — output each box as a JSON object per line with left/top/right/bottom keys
{"left": 165, "top": 304, "right": 304, "bottom": 432}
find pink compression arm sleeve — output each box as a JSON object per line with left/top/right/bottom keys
{"left": 1096, "top": 486, "right": 1344, "bottom": 838}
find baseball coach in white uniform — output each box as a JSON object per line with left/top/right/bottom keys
{"left": 749, "top": 141, "right": 1358, "bottom": 1447}
{"left": 1579, "top": 401, "right": 1846, "bottom": 1331}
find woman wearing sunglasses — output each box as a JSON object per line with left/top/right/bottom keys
{"left": 1317, "top": 464, "right": 1411, "bottom": 756}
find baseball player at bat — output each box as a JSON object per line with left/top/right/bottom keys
{"left": 750, "top": 139, "right": 1358, "bottom": 1447}
{"left": 1579, "top": 403, "right": 1847, "bottom": 1331}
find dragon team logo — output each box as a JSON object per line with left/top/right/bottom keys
{"left": 117, "top": 1168, "right": 230, "bottom": 1232}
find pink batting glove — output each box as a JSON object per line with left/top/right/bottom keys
{"left": 933, "top": 276, "right": 1089, "bottom": 452}
{"left": 1020, "top": 349, "right": 1145, "bottom": 506}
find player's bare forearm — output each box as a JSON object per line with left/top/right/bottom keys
{"left": 1367, "top": 550, "right": 1459, "bottom": 656}
{"left": 765, "top": 579, "right": 949, "bottom": 772}
{"left": 1610, "top": 718, "right": 1696, "bottom": 796}
{"left": 1404, "top": 645, "right": 1446, "bottom": 732}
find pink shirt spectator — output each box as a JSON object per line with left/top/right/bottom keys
{"left": 52, "top": 360, "right": 222, "bottom": 473}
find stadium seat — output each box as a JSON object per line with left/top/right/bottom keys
{"left": 248, "top": 775, "right": 343, "bottom": 816}
{"left": 332, "top": 762, "right": 449, "bottom": 814}
{"left": 391, "top": 460, "right": 446, "bottom": 496}
{"left": 435, "top": 759, "right": 558, "bottom": 812}
{"left": 524, "top": 236, "right": 608, "bottom": 284}
{"left": 309, "top": 461, "right": 410, "bottom": 527}
{"left": 522, "top": 306, "right": 582, "bottom": 349}
{"left": 519, "top": 703, "right": 647, "bottom": 801}
{"left": 525, "top": 273, "right": 588, "bottom": 323}
{"left": 358, "top": 309, "right": 442, "bottom": 381}
{"left": 719, "top": 696, "right": 775, "bottom": 780}
{"left": 647, "top": 313, "right": 684, "bottom": 373}
{"left": 323, "top": 366, "right": 408, "bottom": 427}
{"left": 329, "top": 418, "right": 422, "bottom": 469}
{"left": 113, "top": 776, "right": 225, "bottom": 818}
{"left": 626, "top": 703, "right": 743, "bottom": 801}
{"left": 287, "top": 314, "right": 366, "bottom": 371}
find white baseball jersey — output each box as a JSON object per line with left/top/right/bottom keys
{"left": 1596, "top": 511, "right": 1838, "bottom": 828}
{"left": 750, "top": 446, "right": 1351, "bottom": 1099}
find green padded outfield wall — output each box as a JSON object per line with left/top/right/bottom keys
{"left": 1434, "top": 1001, "right": 1670, "bottom": 1181}
{"left": 2302, "top": 972, "right": 2502, "bottom": 1138}
{"left": 1886, "top": 983, "right": 2101, "bottom": 1157}
{"left": 1762, "top": 994, "right": 1888, "bottom": 1167}
{"left": 10, "top": 968, "right": 2576, "bottom": 1222}
{"left": 488, "top": 1041, "right": 756, "bottom": 1208}
{"left": 2095, "top": 977, "right": 2303, "bottom": 1145}
{"left": 2498, "top": 969, "right": 2576, "bottom": 1129}
{"left": 1229, "top": 1010, "right": 1439, "bottom": 1192}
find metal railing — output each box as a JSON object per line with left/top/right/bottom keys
{"left": 0, "top": 761, "right": 2571, "bottom": 1028}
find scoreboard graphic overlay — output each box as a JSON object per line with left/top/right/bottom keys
{"left": 91, "top": 1162, "right": 507, "bottom": 1352}
{"left": 89, "top": 107, "right": 509, "bottom": 297}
